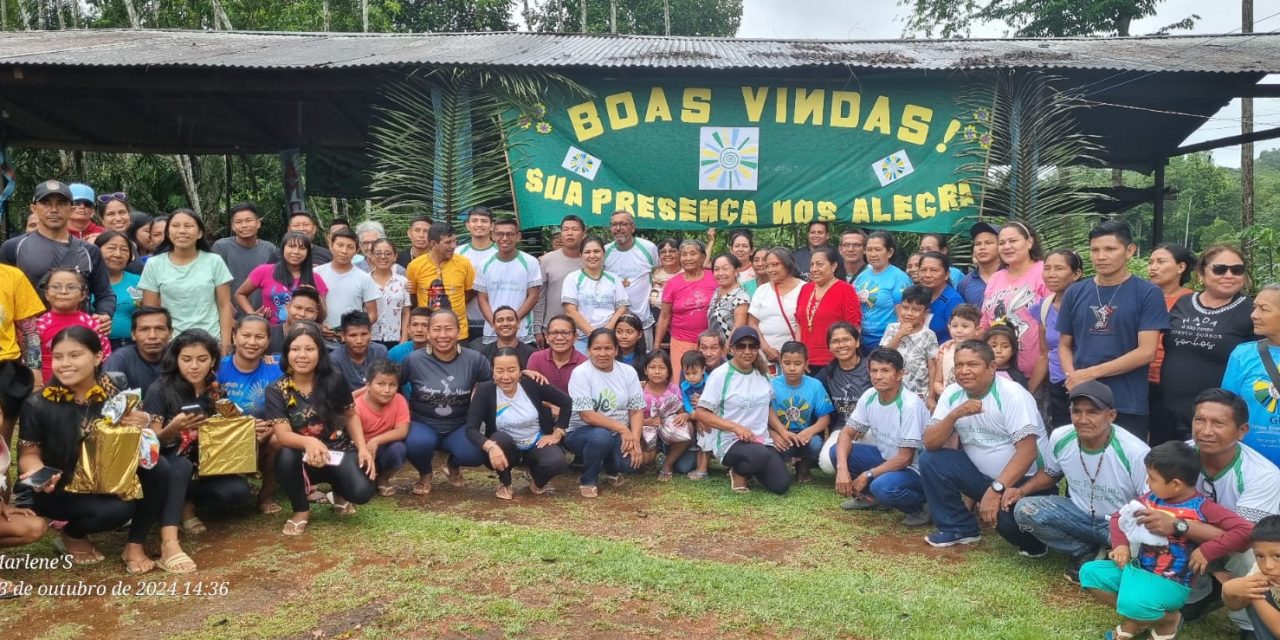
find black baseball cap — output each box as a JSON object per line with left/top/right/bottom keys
{"left": 31, "top": 179, "right": 72, "bottom": 203}
{"left": 969, "top": 221, "right": 999, "bottom": 238}
{"left": 1068, "top": 380, "right": 1115, "bottom": 412}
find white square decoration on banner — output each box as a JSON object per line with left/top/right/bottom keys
{"left": 873, "top": 150, "right": 915, "bottom": 187}
{"left": 699, "top": 126, "right": 759, "bottom": 191}
{"left": 561, "top": 146, "right": 601, "bottom": 181}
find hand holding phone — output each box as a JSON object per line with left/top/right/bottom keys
{"left": 20, "top": 466, "right": 61, "bottom": 492}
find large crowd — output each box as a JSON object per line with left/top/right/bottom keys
{"left": 3, "top": 179, "right": 1280, "bottom": 638}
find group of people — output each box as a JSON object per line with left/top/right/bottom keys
{"left": 4, "top": 180, "right": 1280, "bottom": 638}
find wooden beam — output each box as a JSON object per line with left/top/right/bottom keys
{"left": 0, "top": 96, "right": 104, "bottom": 146}
{"left": 1240, "top": 83, "right": 1280, "bottom": 98}
{"left": 1173, "top": 125, "right": 1280, "bottom": 155}
{"left": 1152, "top": 162, "right": 1166, "bottom": 244}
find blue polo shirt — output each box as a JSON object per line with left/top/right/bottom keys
{"left": 929, "top": 286, "right": 964, "bottom": 342}
{"left": 958, "top": 270, "right": 988, "bottom": 307}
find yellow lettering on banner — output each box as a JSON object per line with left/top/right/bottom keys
{"left": 852, "top": 199, "right": 870, "bottom": 224}
{"left": 818, "top": 201, "right": 837, "bottom": 221}
{"left": 644, "top": 87, "right": 673, "bottom": 123}
{"left": 525, "top": 168, "right": 544, "bottom": 193}
{"left": 772, "top": 200, "right": 793, "bottom": 225}
{"left": 658, "top": 197, "right": 677, "bottom": 221}
{"left": 616, "top": 191, "right": 636, "bottom": 214}
{"left": 794, "top": 89, "right": 825, "bottom": 125}
{"left": 637, "top": 194, "right": 656, "bottom": 219}
{"left": 565, "top": 181, "right": 583, "bottom": 207}
{"left": 567, "top": 102, "right": 604, "bottom": 142}
{"left": 605, "top": 92, "right": 640, "bottom": 131}
{"left": 592, "top": 188, "right": 613, "bottom": 215}
{"left": 958, "top": 182, "right": 976, "bottom": 207}
{"left": 794, "top": 200, "right": 814, "bottom": 224}
{"left": 898, "top": 104, "right": 933, "bottom": 146}
{"left": 863, "top": 96, "right": 892, "bottom": 135}
{"left": 774, "top": 87, "right": 789, "bottom": 124}
{"left": 679, "top": 197, "right": 698, "bottom": 222}
{"left": 699, "top": 199, "right": 718, "bottom": 224}
{"left": 545, "top": 175, "right": 566, "bottom": 201}
{"left": 893, "top": 195, "right": 913, "bottom": 221}
{"left": 682, "top": 88, "right": 712, "bottom": 124}
{"left": 721, "top": 199, "right": 739, "bottom": 225}
{"left": 915, "top": 192, "right": 937, "bottom": 218}
{"left": 871, "top": 197, "right": 891, "bottom": 223}
{"left": 830, "top": 91, "right": 861, "bottom": 128}
{"left": 741, "top": 201, "right": 757, "bottom": 225}
{"left": 742, "top": 86, "right": 769, "bottom": 122}
{"left": 938, "top": 184, "right": 959, "bottom": 211}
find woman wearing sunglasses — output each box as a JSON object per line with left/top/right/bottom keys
{"left": 1166, "top": 246, "right": 1257, "bottom": 439}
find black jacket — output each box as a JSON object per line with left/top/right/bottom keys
{"left": 464, "top": 378, "right": 571, "bottom": 449}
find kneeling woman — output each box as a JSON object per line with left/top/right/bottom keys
{"left": 145, "top": 329, "right": 252, "bottom": 550}
{"left": 694, "top": 326, "right": 792, "bottom": 495}
{"left": 566, "top": 328, "right": 644, "bottom": 498}
{"left": 18, "top": 326, "right": 186, "bottom": 574}
{"left": 265, "top": 323, "right": 376, "bottom": 535}
{"left": 466, "top": 347, "right": 572, "bottom": 499}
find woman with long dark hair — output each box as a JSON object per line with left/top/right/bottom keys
{"left": 236, "top": 231, "right": 329, "bottom": 327}
{"left": 265, "top": 323, "right": 375, "bottom": 535}
{"left": 139, "top": 209, "right": 234, "bottom": 351}
{"left": 566, "top": 328, "right": 644, "bottom": 498}
{"left": 94, "top": 231, "right": 139, "bottom": 350}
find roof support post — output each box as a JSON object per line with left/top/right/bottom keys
{"left": 1152, "top": 160, "right": 1166, "bottom": 245}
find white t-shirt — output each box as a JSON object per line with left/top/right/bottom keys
{"left": 748, "top": 281, "right": 801, "bottom": 354}
{"left": 475, "top": 251, "right": 543, "bottom": 342}
{"left": 846, "top": 387, "right": 928, "bottom": 472}
{"left": 496, "top": 384, "right": 542, "bottom": 446}
{"left": 605, "top": 238, "right": 658, "bottom": 327}
{"left": 561, "top": 269, "right": 629, "bottom": 337}
{"left": 1045, "top": 425, "right": 1150, "bottom": 518}
{"left": 568, "top": 362, "right": 645, "bottom": 432}
{"left": 1195, "top": 442, "right": 1280, "bottom": 523}
{"left": 314, "top": 263, "right": 382, "bottom": 328}
{"left": 931, "top": 376, "right": 1049, "bottom": 480}
{"left": 457, "top": 242, "right": 498, "bottom": 323}
{"left": 698, "top": 363, "right": 775, "bottom": 461}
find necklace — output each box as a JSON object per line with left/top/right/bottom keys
{"left": 1094, "top": 276, "right": 1125, "bottom": 311}
{"left": 805, "top": 281, "right": 834, "bottom": 331}
{"left": 1077, "top": 440, "right": 1108, "bottom": 518}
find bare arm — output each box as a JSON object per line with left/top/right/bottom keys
{"left": 654, "top": 302, "right": 673, "bottom": 346}
{"left": 363, "top": 299, "right": 379, "bottom": 326}
{"left": 732, "top": 303, "right": 748, "bottom": 334}
{"left": 562, "top": 303, "right": 594, "bottom": 336}
{"left": 1072, "top": 330, "right": 1159, "bottom": 383}
{"left": 517, "top": 286, "right": 542, "bottom": 324}
{"left": 216, "top": 283, "right": 235, "bottom": 352}
{"left": 1029, "top": 322, "right": 1049, "bottom": 392}
{"left": 478, "top": 291, "right": 494, "bottom": 327}
{"left": 234, "top": 278, "right": 260, "bottom": 316}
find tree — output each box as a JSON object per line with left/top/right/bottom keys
{"left": 899, "top": 0, "right": 1198, "bottom": 38}
{"left": 527, "top": 0, "right": 741, "bottom": 36}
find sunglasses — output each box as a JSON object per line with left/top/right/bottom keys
{"left": 1209, "top": 264, "right": 1246, "bottom": 276}
{"left": 734, "top": 342, "right": 761, "bottom": 350}
{"left": 96, "top": 192, "right": 127, "bottom": 204}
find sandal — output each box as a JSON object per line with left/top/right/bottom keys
{"left": 601, "top": 473, "right": 625, "bottom": 487}
{"left": 282, "top": 518, "right": 309, "bottom": 536}
{"left": 686, "top": 470, "right": 709, "bottom": 481}
{"left": 53, "top": 536, "right": 104, "bottom": 565}
{"left": 729, "top": 470, "right": 750, "bottom": 493}
{"left": 412, "top": 477, "right": 433, "bottom": 496}
{"left": 181, "top": 517, "right": 207, "bottom": 535}
{"left": 376, "top": 484, "right": 397, "bottom": 497}
{"left": 522, "top": 469, "right": 554, "bottom": 495}
{"left": 329, "top": 494, "right": 356, "bottom": 516}
{"left": 122, "top": 554, "right": 155, "bottom": 576}
{"left": 1103, "top": 626, "right": 1136, "bottom": 640}
{"left": 579, "top": 485, "right": 598, "bottom": 498}
{"left": 308, "top": 490, "right": 329, "bottom": 504}
{"left": 495, "top": 485, "right": 514, "bottom": 500}
{"left": 257, "top": 500, "right": 282, "bottom": 515}
{"left": 444, "top": 463, "right": 467, "bottom": 487}
{"left": 156, "top": 547, "right": 197, "bottom": 575}
{"left": 657, "top": 470, "right": 673, "bottom": 482}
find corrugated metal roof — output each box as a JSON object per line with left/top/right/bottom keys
{"left": 0, "top": 29, "right": 1276, "bottom": 73}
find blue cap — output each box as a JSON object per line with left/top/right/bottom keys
{"left": 729, "top": 326, "right": 761, "bottom": 345}
{"left": 69, "top": 183, "right": 95, "bottom": 204}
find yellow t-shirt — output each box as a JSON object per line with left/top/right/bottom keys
{"left": 405, "top": 254, "right": 476, "bottom": 339}
{"left": 0, "top": 264, "right": 45, "bottom": 361}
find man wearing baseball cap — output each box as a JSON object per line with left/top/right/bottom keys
{"left": 1006, "top": 380, "right": 1151, "bottom": 584}
{"left": 958, "top": 221, "right": 1000, "bottom": 307}
{"left": 0, "top": 179, "right": 116, "bottom": 325}
{"left": 67, "top": 183, "right": 104, "bottom": 241}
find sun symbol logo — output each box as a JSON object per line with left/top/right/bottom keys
{"left": 1253, "top": 380, "right": 1280, "bottom": 413}
{"left": 776, "top": 396, "right": 811, "bottom": 429}
{"left": 699, "top": 127, "right": 759, "bottom": 191}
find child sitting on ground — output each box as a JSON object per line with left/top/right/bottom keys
{"left": 880, "top": 285, "right": 937, "bottom": 402}
{"left": 680, "top": 350, "right": 710, "bottom": 480}
{"left": 930, "top": 303, "right": 980, "bottom": 409}
{"left": 770, "top": 341, "right": 834, "bottom": 484}
{"left": 640, "top": 350, "right": 693, "bottom": 482}
{"left": 353, "top": 361, "right": 411, "bottom": 497}
{"left": 697, "top": 329, "right": 726, "bottom": 371}
{"left": 985, "top": 324, "right": 1028, "bottom": 389}
{"left": 1080, "top": 441, "right": 1254, "bottom": 640}
{"left": 37, "top": 268, "right": 110, "bottom": 384}
{"left": 1224, "top": 514, "right": 1280, "bottom": 640}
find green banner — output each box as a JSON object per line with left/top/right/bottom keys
{"left": 505, "top": 76, "right": 984, "bottom": 232}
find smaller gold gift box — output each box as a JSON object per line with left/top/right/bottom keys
{"left": 198, "top": 411, "right": 258, "bottom": 477}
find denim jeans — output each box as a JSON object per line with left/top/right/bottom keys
{"left": 563, "top": 426, "right": 641, "bottom": 486}
{"left": 405, "top": 422, "right": 487, "bottom": 476}
{"left": 373, "top": 440, "right": 408, "bottom": 476}
{"left": 782, "top": 433, "right": 825, "bottom": 465}
{"left": 919, "top": 448, "right": 1050, "bottom": 554}
{"left": 827, "top": 442, "right": 925, "bottom": 513}
{"left": 1012, "top": 494, "right": 1110, "bottom": 560}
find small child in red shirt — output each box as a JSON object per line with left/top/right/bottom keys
{"left": 353, "top": 360, "right": 410, "bottom": 496}
{"left": 37, "top": 268, "right": 110, "bottom": 383}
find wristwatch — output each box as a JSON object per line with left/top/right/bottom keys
{"left": 865, "top": 471, "right": 875, "bottom": 481}
{"left": 990, "top": 480, "right": 1006, "bottom": 494}
{"left": 1173, "top": 519, "right": 1190, "bottom": 538}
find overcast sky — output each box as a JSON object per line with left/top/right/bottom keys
{"left": 738, "top": 0, "right": 1280, "bottom": 168}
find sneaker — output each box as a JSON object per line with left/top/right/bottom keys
{"left": 925, "top": 530, "right": 981, "bottom": 548}
{"left": 841, "top": 496, "right": 889, "bottom": 511}
{"left": 1180, "top": 580, "right": 1224, "bottom": 623}
{"left": 1019, "top": 547, "right": 1049, "bottom": 559}
{"left": 901, "top": 509, "right": 931, "bottom": 527}
{"left": 1064, "top": 556, "right": 1088, "bottom": 585}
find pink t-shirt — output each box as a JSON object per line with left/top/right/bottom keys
{"left": 247, "top": 264, "right": 329, "bottom": 325}
{"left": 38, "top": 310, "right": 111, "bottom": 383}
{"left": 354, "top": 392, "right": 410, "bottom": 440}
{"left": 980, "top": 261, "right": 1048, "bottom": 378}
{"left": 661, "top": 270, "right": 718, "bottom": 342}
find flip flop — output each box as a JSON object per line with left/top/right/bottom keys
{"left": 53, "top": 536, "right": 104, "bottom": 565}
{"left": 523, "top": 469, "right": 555, "bottom": 495}
{"left": 181, "top": 517, "right": 207, "bottom": 535}
{"left": 444, "top": 464, "right": 467, "bottom": 487}
{"left": 156, "top": 551, "right": 197, "bottom": 575}
{"left": 412, "top": 478, "right": 433, "bottom": 495}
{"left": 257, "top": 501, "right": 282, "bottom": 515}
{"left": 728, "top": 470, "right": 750, "bottom": 493}
{"left": 376, "top": 484, "right": 396, "bottom": 497}
{"left": 657, "top": 470, "right": 673, "bottom": 482}
{"left": 330, "top": 495, "right": 356, "bottom": 516}
{"left": 579, "top": 485, "right": 598, "bottom": 498}
{"left": 495, "top": 485, "right": 514, "bottom": 500}
{"left": 122, "top": 554, "right": 155, "bottom": 576}
{"left": 282, "top": 518, "right": 309, "bottom": 536}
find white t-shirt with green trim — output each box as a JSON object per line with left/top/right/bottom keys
{"left": 931, "top": 376, "right": 1049, "bottom": 480}
{"left": 561, "top": 269, "right": 629, "bottom": 337}
{"left": 568, "top": 362, "right": 645, "bottom": 432}
{"left": 1194, "top": 442, "right": 1280, "bottom": 523}
{"left": 846, "top": 387, "right": 928, "bottom": 472}
{"left": 604, "top": 238, "right": 658, "bottom": 327}
{"left": 697, "top": 363, "right": 775, "bottom": 462}
{"left": 1045, "top": 425, "right": 1149, "bottom": 518}
{"left": 474, "top": 250, "right": 543, "bottom": 342}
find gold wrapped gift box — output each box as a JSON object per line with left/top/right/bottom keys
{"left": 198, "top": 416, "right": 258, "bottom": 477}
{"left": 65, "top": 421, "right": 143, "bottom": 501}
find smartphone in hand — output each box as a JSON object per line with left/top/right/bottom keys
{"left": 20, "top": 466, "right": 60, "bottom": 489}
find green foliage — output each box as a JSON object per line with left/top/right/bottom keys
{"left": 527, "top": 0, "right": 742, "bottom": 36}
{"left": 898, "top": 0, "right": 1196, "bottom": 38}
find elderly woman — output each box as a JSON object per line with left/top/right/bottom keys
{"left": 1146, "top": 243, "right": 1196, "bottom": 445}
{"left": 655, "top": 239, "right": 717, "bottom": 378}
{"left": 1223, "top": 284, "right": 1280, "bottom": 467}
{"left": 917, "top": 251, "right": 963, "bottom": 343}
{"left": 748, "top": 248, "right": 803, "bottom": 367}
{"left": 94, "top": 231, "right": 140, "bottom": 350}
{"left": 368, "top": 238, "right": 410, "bottom": 349}
{"left": 566, "top": 328, "right": 644, "bottom": 498}
{"left": 798, "top": 247, "right": 862, "bottom": 372}
{"left": 1033, "top": 249, "right": 1083, "bottom": 429}
{"left": 981, "top": 220, "right": 1047, "bottom": 382}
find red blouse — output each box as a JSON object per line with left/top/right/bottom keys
{"left": 796, "top": 280, "right": 862, "bottom": 366}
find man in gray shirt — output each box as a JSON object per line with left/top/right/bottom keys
{"left": 212, "top": 202, "right": 278, "bottom": 315}
{"left": 534, "top": 214, "right": 584, "bottom": 345}
{"left": 329, "top": 310, "right": 388, "bottom": 391}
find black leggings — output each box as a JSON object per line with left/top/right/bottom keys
{"left": 276, "top": 447, "right": 375, "bottom": 513}
{"left": 166, "top": 453, "right": 252, "bottom": 514}
{"left": 32, "top": 455, "right": 174, "bottom": 543}
{"left": 485, "top": 431, "right": 568, "bottom": 487}
{"left": 722, "top": 441, "right": 792, "bottom": 495}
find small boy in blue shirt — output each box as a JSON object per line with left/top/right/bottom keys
{"left": 680, "top": 351, "right": 710, "bottom": 480}
{"left": 771, "top": 341, "right": 835, "bottom": 484}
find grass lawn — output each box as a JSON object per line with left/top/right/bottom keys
{"left": 0, "top": 468, "right": 1242, "bottom": 639}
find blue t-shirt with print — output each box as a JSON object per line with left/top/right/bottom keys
{"left": 216, "top": 354, "right": 282, "bottom": 418}
{"left": 770, "top": 374, "right": 835, "bottom": 432}
{"left": 854, "top": 265, "right": 912, "bottom": 346}
{"left": 1223, "top": 341, "right": 1280, "bottom": 467}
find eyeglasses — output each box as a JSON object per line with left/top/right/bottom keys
{"left": 734, "top": 342, "right": 761, "bottom": 350}
{"left": 1209, "top": 264, "right": 1246, "bottom": 276}
{"left": 372, "top": 251, "right": 395, "bottom": 258}
{"left": 546, "top": 330, "right": 574, "bottom": 337}
{"left": 493, "top": 232, "right": 519, "bottom": 239}
{"left": 71, "top": 200, "right": 94, "bottom": 208}
{"left": 610, "top": 222, "right": 634, "bottom": 228}
{"left": 46, "top": 284, "right": 82, "bottom": 293}
{"left": 97, "top": 192, "right": 127, "bottom": 204}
